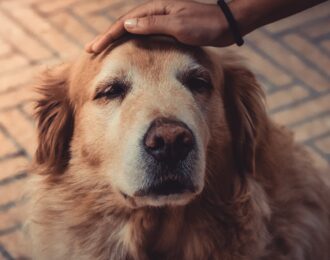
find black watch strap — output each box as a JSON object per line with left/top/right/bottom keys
{"left": 217, "top": 0, "right": 244, "bottom": 46}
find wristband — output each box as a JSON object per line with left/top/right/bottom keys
{"left": 217, "top": 0, "right": 244, "bottom": 46}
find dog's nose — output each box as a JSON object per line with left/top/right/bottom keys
{"left": 144, "top": 118, "right": 194, "bottom": 164}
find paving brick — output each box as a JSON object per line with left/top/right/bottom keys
{"left": 265, "top": 1, "right": 330, "bottom": 33}
{"left": 6, "top": 7, "right": 80, "bottom": 58}
{"left": 272, "top": 93, "right": 330, "bottom": 126}
{"left": 0, "top": 54, "right": 29, "bottom": 75}
{"left": 50, "top": 11, "right": 95, "bottom": 45}
{"left": 0, "top": 132, "right": 17, "bottom": 158}
{"left": 0, "top": 157, "right": 29, "bottom": 182}
{"left": 35, "top": 0, "right": 81, "bottom": 14}
{"left": 71, "top": 0, "right": 116, "bottom": 33}
{"left": 0, "top": 230, "right": 29, "bottom": 259}
{"left": 0, "top": 39, "right": 12, "bottom": 57}
{"left": 20, "top": 102, "right": 35, "bottom": 119}
{"left": 0, "top": 177, "right": 27, "bottom": 205}
{"left": 0, "top": 201, "right": 27, "bottom": 230}
{"left": 321, "top": 40, "right": 330, "bottom": 53}
{"left": 0, "top": 9, "right": 52, "bottom": 61}
{"left": 0, "top": 67, "right": 36, "bottom": 93}
{"left": 304, "top": 17, "right": 330, "bottom": 39}
{"left": 237, "top": 45, "right": 292, "bottom": 87}
{"left": 106, "top": 0, "right": 142, "bottom": 19}
{"left": 0, "top": 252, "right": 7, "bottom": 260}
{"left": 79, "top": 14, "right": 113, "bottom": 34}
{"left": 315, "top": 136, "right": 330, "bottom": 155}
{"left": 0, "top": 0, "right": 49, "bottom": 8}
{"left": 0, "top": 87, "right": 36, "bottom": 110}
{"left": 304, "top": 146, "right": 329, "bottom": 170}
{"left": 267, "top": 85, "right": 309, "bottom": 111}
{"left": 72, "top": 0, "right": 112, "bottom": 16}
{"left": 283, "top": 34, "right": 330, "bottom": 76}
{"left": 293, "top": 115, "right": 330, "bottom": 143}
{"left": 0, "top": 109, "right": 36, "bottom": 157}
{"left": 248, "top": 30, "right": 329, "bottom": 91}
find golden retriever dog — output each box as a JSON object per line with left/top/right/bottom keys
{"left": 27, "top": 36, "right": 330, "bottom": 260}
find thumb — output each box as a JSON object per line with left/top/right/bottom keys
{"left": 124, "top": 16, "right": 173, "bottom": 35}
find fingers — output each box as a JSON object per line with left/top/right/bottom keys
{"left": 85, "top": 19, "right": 126, "bottom": 53}
{"left": 123, "top": 15, "right": 175, "bottom": 35}
{"left": 85, "top": 0, "right": 171, "bottom": 53}
{"left": 85, "top": 35, "right": 101, "bottom": 53}
{"left": 119, "top": 0, "right": 170, "bottom": 22}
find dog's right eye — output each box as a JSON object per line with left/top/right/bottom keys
{"left": 177, "top": 67, "right": 212, "bottom": 94}
{"left": 94, "top": 81, "right": 128, "bottom": 100}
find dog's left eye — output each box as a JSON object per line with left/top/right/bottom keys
{"left": 185, "top": 76, "right": 212, "bottom": 93}
{"left": 94, "top": 81, "right": 128, "bottom": 100}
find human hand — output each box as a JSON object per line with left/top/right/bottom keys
{"left": 85, "top": 0, "right": 239, "bottom": 53}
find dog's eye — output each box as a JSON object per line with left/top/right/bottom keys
{"left": 94, "top": 81, "right": 128, "bottom": 100}
{"left": 178, "top": 68, "right": 212, "bottom": 94}
{"left": 185, "top": 75, "right": 212, "bottom": 93}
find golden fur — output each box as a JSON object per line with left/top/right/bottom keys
{"left": 27, "top": 37, "right": 330, "bottom": 260}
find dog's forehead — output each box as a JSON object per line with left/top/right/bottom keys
{"left": 96, "top": 39, "right": 206, "bottom": 80}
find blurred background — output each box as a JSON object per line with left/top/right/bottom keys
{"left": 0, "top": 0, "right": 329, "bottom": 259}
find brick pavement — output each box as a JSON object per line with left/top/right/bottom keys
{"left": 0, "top": 0, "right": 329, "bottom": 259}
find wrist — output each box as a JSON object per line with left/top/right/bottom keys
{"left": 227, "top": 0, "right": 257, "bottom": 36}
{"left": 216, "top": 0, "right": 244, "bottom": 46}
{"left": 211, "top": 3, "right": 236, "bottom": 46}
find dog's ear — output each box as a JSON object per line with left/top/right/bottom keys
{"left": 222, "top": 61, "right": 267, "bottom": 177}
{"left": 34, "top": 64, "right": 74, "bottom": 173}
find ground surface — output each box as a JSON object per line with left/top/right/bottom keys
{"left": 0, "top": 0, "right": 329, "bottom": 259}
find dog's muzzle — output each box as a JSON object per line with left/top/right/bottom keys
{"left": 136, "top": 117, "right": 197, "bottom": 196}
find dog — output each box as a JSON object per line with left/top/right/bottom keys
{"left": 27, "top": 36, "right": 330, "bottom": 260}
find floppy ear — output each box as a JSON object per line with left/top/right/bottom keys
{"left": 222, "top": 61, "right": 267, "bottom": 177}
{"left": 34, "top": 64, "right": 74, "bottom": 173}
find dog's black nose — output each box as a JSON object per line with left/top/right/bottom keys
{"left": 143, "top": 118, "right": 194, "bottom": 164}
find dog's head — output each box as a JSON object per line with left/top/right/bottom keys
{"left": 34, "top": 37, "right": 266, "bottom": 208}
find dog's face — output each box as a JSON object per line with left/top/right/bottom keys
{"left": 81, "top": 43, "right": 212, "bottom": 207}
{"left": 35, "top": 37, "right": 265, "bottom": 208}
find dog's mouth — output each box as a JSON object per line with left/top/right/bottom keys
{"left": 119, "top": 169, "right": 202, "bottom": 207}
{"left": 134, "top": 174, "right": 196, "bottom": 197}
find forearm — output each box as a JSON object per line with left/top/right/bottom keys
{"left": 228, "top": 0, "right": 327, "bottom": 35}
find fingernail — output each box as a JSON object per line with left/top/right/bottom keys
{"left": 124, "top": 18, "right": 138, "bottom": 28}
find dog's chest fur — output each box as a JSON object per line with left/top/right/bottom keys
{"left": 61, "top": 181, "right": 269, "bottom": 260}
{"left": 115, "top": 207, "right": 218, "bottom": 260}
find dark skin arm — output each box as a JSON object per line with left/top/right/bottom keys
{"left": 85, "top": 0, "right": 327, "bottom": 53}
